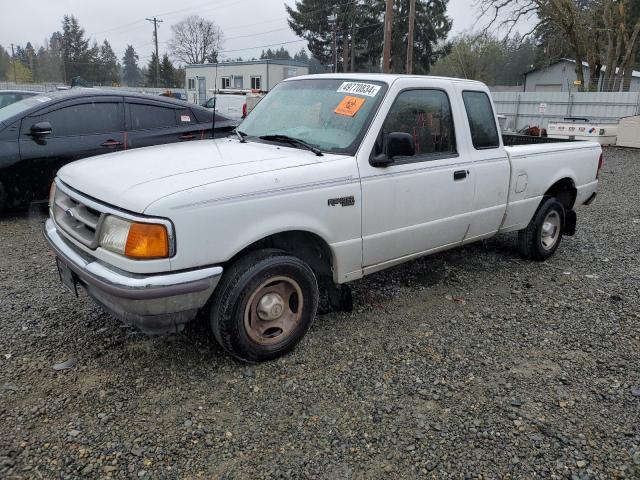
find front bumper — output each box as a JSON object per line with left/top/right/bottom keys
{"left": 44, "top": 219, "right": 223, "bottom": 334}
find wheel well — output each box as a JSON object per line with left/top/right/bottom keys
{"left": 544, "top": 178, "right": 576, "bottom": 211}
{"left": 226, "top": 231, "right": 334, "bottom": 280}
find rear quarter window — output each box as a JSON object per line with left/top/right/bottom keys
{"left": 462, "top": 91, "right": 500, "bottom": 149}
{"left": 129, "top": 103, "right": 177, "bottom": 130}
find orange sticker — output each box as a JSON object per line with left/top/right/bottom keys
{"left": 334, "top": 96, "right": 366, "bottom": 117}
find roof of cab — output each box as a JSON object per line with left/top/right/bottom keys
{"left": 284, "top": 73, "right": 487, "bottom": 87}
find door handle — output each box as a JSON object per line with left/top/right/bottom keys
{"left": 453, "top": 170, "right": 468, "bottom": 181}
{"left": 101, "top": 139, "right": 123, "bottom": 148}
{"left": 179, "top": 134, "right": 197, "bottom": 140}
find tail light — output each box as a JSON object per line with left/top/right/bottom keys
{"left": 242, "top": 103, "right": 247, "bottom": 118}
{"left": 596, "top": 152, "right": 604, "bottom": 179}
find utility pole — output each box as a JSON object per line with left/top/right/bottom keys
{"left": 146, "top": 17, "right": 163, "bottom": 88}
{"left": 10, "top": 43, "right": 17, "bottom": 84}
{"left": 382, "top": 0, "right": 393, "bottom": 73}
{"left": 406, "top": 0, "right": 416, "bottom": 74}
{"left": 328, "top": 14, "right": 337, "bottom": 73}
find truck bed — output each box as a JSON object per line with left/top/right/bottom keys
{"left": 502, "top": 133, "right": 576, "bottom": 147}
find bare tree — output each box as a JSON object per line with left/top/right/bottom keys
{"left": 168, "top": 16, "right": 223, "bottom": 64}
{"left": 478, "top": 0, "right": 640, "bottom": 91}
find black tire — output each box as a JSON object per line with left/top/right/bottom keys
{"left": 209, "top": 249, "right": 319, "bottom": 363}
{"left": 518, "top": 196, "right": 565, "bottom": 261}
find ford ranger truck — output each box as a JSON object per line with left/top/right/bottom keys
{"left": 44, "top": 74, "right": 602, "bottom": 362}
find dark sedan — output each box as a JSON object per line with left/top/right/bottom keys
{"left": 0, "top": 89, "right": 237, "bottom": 210}
{"left": 0, "top": 90, "right": 38, "bottom": 109}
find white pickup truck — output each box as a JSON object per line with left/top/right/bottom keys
{"left": 44, "top": 74, "right": 602, "bottom": 362}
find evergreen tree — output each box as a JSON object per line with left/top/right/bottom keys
{"left": 273, "top": 47, "right": 292, "bottom": 60}
{"left": 61, "top": 15, "right": 91, "bottom": 81}
{"left": 146, "top": 52, "right": 160, "bottom": 87}
{"left": 287, "top": 0, "right": 452, "bottom": 73}
{"left": 122, "top": 45, "right": 140, "bottom": 86}
{"left": 0, "top": 45, "right": 10, "bottom": 81}
{"left": 99, "top": 40, "right": 119, "bottom": 85}
{"left": 160, "top": 54, "right": 175, "bottom": 88}
{"left": 173, "top": 66, "right": 185, "bottom": 88}
{"left": 35, "top": 32, "right": 65, "bottom": 83}
{"left": 293, "top": 48, "right": 310, "bottom": 63}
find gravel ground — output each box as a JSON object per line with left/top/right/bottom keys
{"left": 0, "top": 147, "right": 639, "bottom": 479}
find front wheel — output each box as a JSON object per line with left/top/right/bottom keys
{"left": 209, "top": 250, "right": 319, "bottom": 363}
{"left": 518, "top": 197, "right": 565, "bottom": 261}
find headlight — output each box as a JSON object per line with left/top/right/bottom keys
{"left": 98, "top": 215, "right": 170, "bottom": 259}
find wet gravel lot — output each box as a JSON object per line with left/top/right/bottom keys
{"left": 1, "top": 147, "right": 639, "bottom": 479}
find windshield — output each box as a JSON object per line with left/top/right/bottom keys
{"left": 239, "top": 78, "right": 387, "bottom": 154}
{"left": 0, "top": 95, "right": 50, "bottom": 124}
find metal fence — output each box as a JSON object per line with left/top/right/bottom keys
{"left": 492, "top": 91, "right": 640, "bottom": 130}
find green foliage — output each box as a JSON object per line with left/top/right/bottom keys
{"left": 160, "top": 54, "right": 175, "bottom": 88}
{"left": 260, "top": 47, "right": 292, "bottom": 60}
{"left": 0, "top": 45, "right": 10, "bottom": 81}
{"left": 99, "top": 40, "right": 120, "bottom": 85}
{"left": 286, "top": 0, "right": 452, "bottom": 73}
{"left": 62, "top": 15, "right": 91, "bottom": 81}
{"left": 293, "top": 49, "right": 310, "bottom": 62}
{"left": 122, "top": 45, "right": 140, "bottom": 86}
{"left": 146, "top": 52, "right": 160, "bottom": 87}
{"left": 431, "top": 33, "right": 536, "bottom": 85}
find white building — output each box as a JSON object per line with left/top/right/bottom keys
{"left": 185, "top": 59, "right": 310, "bottom": 104}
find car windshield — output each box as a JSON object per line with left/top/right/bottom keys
{"left": 0, "top": 94, "right": 49, "bottom": 124}
{"left": 239, "top": 78, "right": 387, "bottom": 154}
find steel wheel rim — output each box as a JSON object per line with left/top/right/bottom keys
{"left": 244, "top": 276, "right": 304, "bottom": 346}
{"left": 541, "top": 210, "right": 561, "bottom": 250}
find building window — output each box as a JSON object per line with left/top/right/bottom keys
{"left": 233, "top": 76, "right": 244, "bottom": 89}
{"left": 187, "top": 78, "right": 196, "bottom": 90}
{"left": 284, "top": 67, "right": 298, "bottom": 79}
{"left": 221, "top": 77, "right": 231, "bottom": 89}
{"left": 251, "top": 76, "right": 262, "bottom": 90}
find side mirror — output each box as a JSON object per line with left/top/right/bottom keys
{"left": 387, "top": 132, "right": 415, "bottom": 158}
{"left": 30, "top": 122, "right": 52, "bottom": 137}
{"left": 370, "top": 132, "right": 415, "bottom": 167}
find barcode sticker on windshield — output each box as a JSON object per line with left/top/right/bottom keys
{"left": 337, "top": 82, "right": 381, "bottom": 97}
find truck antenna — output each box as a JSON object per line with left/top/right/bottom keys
{"left": 211, "top": 32, "right": 221, "bottom": 139}
{"left": 211, "top": 60, "right": 219, "bottom": 139}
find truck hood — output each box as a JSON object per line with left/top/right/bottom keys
{"left": 58, "top": 138, "right": 336, "bottom": 213}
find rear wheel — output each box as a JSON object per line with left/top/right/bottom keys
{"left": 518, "top": 197, "right": 565, "bottom": 261}
{"left": 209, "top": 250, "right": 319, "bottom": 363}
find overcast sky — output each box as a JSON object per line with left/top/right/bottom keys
{"left": 0, "top": 0, "right": 536, "bottom": 64}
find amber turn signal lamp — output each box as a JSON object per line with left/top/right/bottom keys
{"left": 125, "top": 223, "right": 170, "bottom": 259}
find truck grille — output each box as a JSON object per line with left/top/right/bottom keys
{"left": 51, "top": 186, "right": 103, "bottom": 249}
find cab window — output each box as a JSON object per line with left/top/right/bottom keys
{"left": 382, "top": 89, "right": 456, "bottom": 161}
{"left": 462, "top": 91, "right": 500, "bottom": 149}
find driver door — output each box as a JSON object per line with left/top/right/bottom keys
{"left": 360, "top": 88, "right": 475, "bottom": 269}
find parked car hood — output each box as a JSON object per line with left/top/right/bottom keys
{"left": 57, "top": 138, "right": 340, "bottom": 213}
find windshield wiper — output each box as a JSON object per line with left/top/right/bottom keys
{"left": 235, "top": 129, "right": 247, "bottom": 143}
{"left": 258, "top": 134, "right": 323, "bottom": 156}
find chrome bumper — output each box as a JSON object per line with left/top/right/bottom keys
{"left": 44, "top": 219, "right": 222, "bottom": 333}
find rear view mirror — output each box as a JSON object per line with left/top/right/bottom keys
{"left": 30, "top": 121, "right": 52, "bottom": 137}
